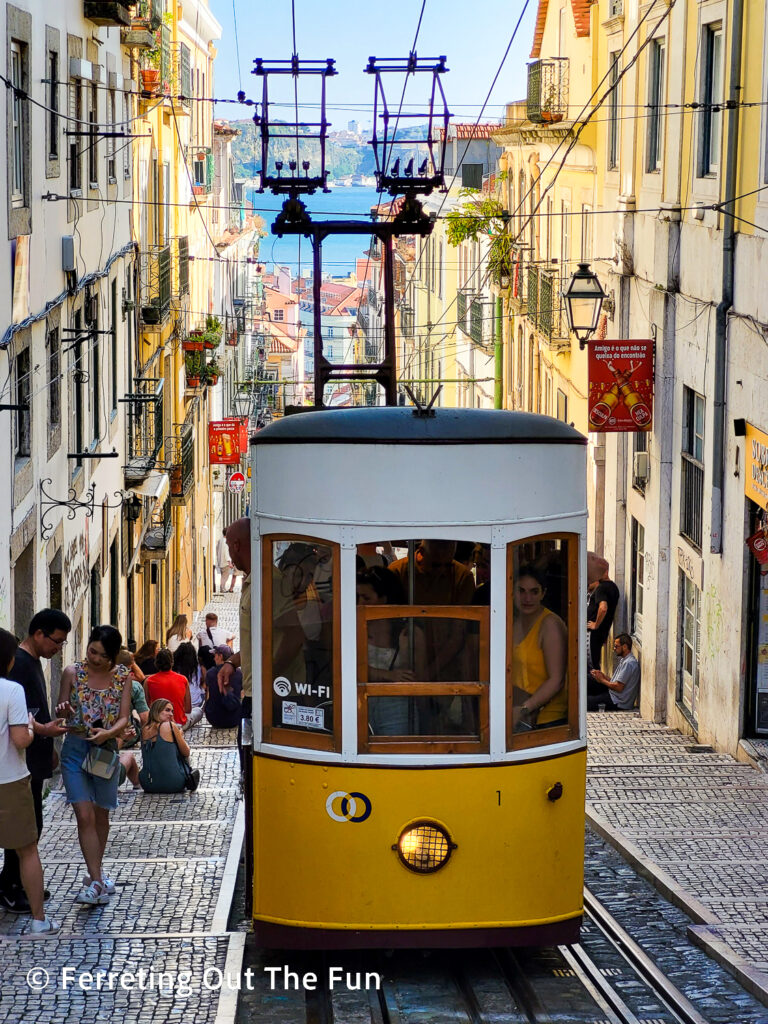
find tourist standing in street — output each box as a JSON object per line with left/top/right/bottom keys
{"left": 587, "top": 561, "right": 620, "bottom": 674}
{"left": 56, "top": 625, "right": 132, "bottom": 905}
{"left": 217, "top": 518, "right": 252, "bottom": 740}
{"left": 0, "top": 608, "right": 71, "bottom": 914}
{"left": 0, "top": 627, "right": 61, "bottom": 935}
{"left": 196, "top": 612, "right": 235, "bottom": 670}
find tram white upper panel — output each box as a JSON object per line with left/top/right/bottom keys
{"left": 251, "top": 408, "right": 586, "bottom": 529}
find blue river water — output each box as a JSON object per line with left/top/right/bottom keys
{"left": 247, "top": 185, "right": 384, "bottom": 278}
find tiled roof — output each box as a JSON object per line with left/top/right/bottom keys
{"left": 531, "top": 0, "right": 591, "bottom": 58}
{"left": 438, "top": 123, "right": 500, "bottom": 140}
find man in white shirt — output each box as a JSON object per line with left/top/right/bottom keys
{"left": 1, "top": 661, "right": 60, "bottom": 935}
{"left": 197, "top": 613, "right": 235, "bottom": 670}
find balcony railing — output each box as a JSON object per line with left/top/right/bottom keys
{"left": 680, "top": 453, "right": 704, "bottom": 550}
{"left": 167, "top": 422, "right": 194, "bottom": 503}
{"left": 191, "top": 152, "right": 215, "bottom": 195}
{"left": 526, "top": 266, "right": 567, "bottom": 343}
{"left": 457, "top": 289, "right": 470, "bottom": 333}
{"left": 143, "top": 493, "right": 173, "bottom": 551}
{"left": 84, "top": 1, "right": 134, "bottom": 27}
{"left": 125, "top": 377, "right": 164, "bottom": 481}
{"left": 139, "top": 244, "right": 171, "bottom": 325}
{"left": 170, "top": 42, "right": 191, "bottom": 110}
{"left": 121, "top": 0, "right": 161, "bottom": 45}
{"left": 526, "top": 58, "right": 569, "bottom": 124}
{"left": 171, "top": 236, "right": 189, "bottom": 297}
{"left": 470, "top": 298, "right": 494, "bottom": 347}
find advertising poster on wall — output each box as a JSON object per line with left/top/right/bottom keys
{"left": 208, "top": 419, "right": 248, "bottom": 465}
{"left": 588, "top": 339, "right": 654, "bottom": 432}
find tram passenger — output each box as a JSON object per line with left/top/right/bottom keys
{"left": 388, "top": 540, "right": 475, "bottom": 682}
{"left": 272, "top": 543, "right": 323, "bottom": 686}
{"left": 511, "top": 565, "right": 568, "bottom": 731}
{"left": 356, "top": 567, "right": 426, "bottom": 735}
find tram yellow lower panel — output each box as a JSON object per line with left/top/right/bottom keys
{"left": 252, "top": 751, "right": 586, "bottom": 943}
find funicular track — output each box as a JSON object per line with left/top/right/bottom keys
{"left": 247, "top": 890, "right": 713, "bottom": 1024}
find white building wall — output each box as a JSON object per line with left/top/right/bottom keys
{"left": 0, "top": 1, "right": 134, "bottom": 657}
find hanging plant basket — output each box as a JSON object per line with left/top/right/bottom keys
{"left": 206, "top": 374, "right": 219, "bottom": 386}
{"left": 182, "top": 339, "right": 204, "bottom": 352}
{"left": 226, "top": 331, "right": 238, "bottom": 346}
{"left": 203, "top": 338, "right": 218, "bottom": 350}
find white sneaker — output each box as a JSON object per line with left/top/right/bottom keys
{"left": 82, "top": 873, "right": 116, "bottom": 895}
{"left": 76, "top": 880, "right": 109, "bottom": 905}
{"left": 27, "top": 916, "right": 61, "bottom": 937}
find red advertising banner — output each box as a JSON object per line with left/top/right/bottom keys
{"left": 588, "top": 339, "right": 654, "bottom": 432}
{"left": 208, "top": 419, "right": 248, "bottom": 465}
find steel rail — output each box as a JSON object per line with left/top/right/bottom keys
{"left": 583, "top": 887, "right": 713, "bottom": 1024}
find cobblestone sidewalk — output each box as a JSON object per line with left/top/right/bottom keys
{"left": 587, "top": 711, "right": 768, "bottom": 1005}
{"left": 0, "top": 595, "right": 244, "bottom": 1024}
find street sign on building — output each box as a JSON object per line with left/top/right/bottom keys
{"left": 208, "top": 419, "right": 248, "bottom": 465}
{"left": 587, "top": 340, "right": 654, "bottom": 432}
{"left": 228, "top": 471, "right": 246, "bottom": 493}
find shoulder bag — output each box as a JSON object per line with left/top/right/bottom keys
{"left": 169, "top": 725, "right": 200, "bottom": 792}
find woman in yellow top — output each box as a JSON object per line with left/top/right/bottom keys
{"left": 511, "top": 565, "right": 568, "bottom": 730}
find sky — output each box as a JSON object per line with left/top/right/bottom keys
{"left": 207, "top": 0, "right": 538, "bottom": 130}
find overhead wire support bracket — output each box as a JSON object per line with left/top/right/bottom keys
{"left": 251, "top": 56, "right": 337, "bottom": 196}
{"left": 365, "top": 53, "right": 451, "bottom": 197}
{"left": 253, "top": 50, "right": 450, "bottom": 408}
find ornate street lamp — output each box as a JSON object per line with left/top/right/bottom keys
{"left": 562, "top": 262, "right": 607, "bottom": 349}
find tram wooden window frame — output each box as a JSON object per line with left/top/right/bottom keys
{"left": 357, "top": 604, "right": 490, "bottom": 754}
{"left": 506, "top": 534, "right": 580, "bottom": 751}
{"left": 261, "top": 534, "right": 341, "bottom": 752}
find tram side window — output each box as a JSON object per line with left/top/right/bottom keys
{"left": 264, "top": 537, "right": 338, "bottom": 749}
{"left": 507, "top": 536, "right": 578, "bottom": 747}
{"left": 356, "top": 540, "right": 490, "bottom": 750}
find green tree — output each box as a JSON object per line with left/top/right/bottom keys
{"left": 445, "top": 179, "right": 513, "bottom": 285}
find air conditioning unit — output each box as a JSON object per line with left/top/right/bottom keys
{"left": 633, "top": 450, "right": 650, "bottom": 483}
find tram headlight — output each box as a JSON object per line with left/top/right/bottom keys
{"left": 393, "top": 821, "right": 456, "bottom": 873}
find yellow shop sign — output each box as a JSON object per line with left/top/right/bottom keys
{"left": 746, "top": 422, "right": 768, "bottom": 511}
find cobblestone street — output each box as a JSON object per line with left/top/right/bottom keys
{"left": 0, "top": 595, "right": 244, "bottom": 1024}
{"left": 587, "top": 711, "right": 768, "bottom": 1005}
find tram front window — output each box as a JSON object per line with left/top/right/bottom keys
{"left": 507, "top": 536, "right": 578, "bottom": 747}
{"left": 356, "top": 541, "right": 489, "bottom": 752}
{"left": 263, "top": 537, "right": 339, "bottom": 750}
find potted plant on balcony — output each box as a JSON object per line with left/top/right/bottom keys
{"left": 140, "top": 38, "right": 162, "bottom": 93}
{"left": 204, "top": 357, "right": 221, "bottom": 386}
{"left": 226, "top": 329, "right": 238, "bottom": 346}
{"left": 540, "top": 83, "right": 564, "bottom": 123}
{"left": 185, "top": 352, "right": 202, "bottom": 386}
{"left": 182, "top": 334, "right": 204, "bottom": 352}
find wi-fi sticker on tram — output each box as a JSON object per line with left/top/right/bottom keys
{"left": 273, "top": 677, "right": 292, "bottom": 696}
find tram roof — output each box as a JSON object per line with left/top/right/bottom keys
{"left": 252, "top": 407, "right": 587, "bottom": 446}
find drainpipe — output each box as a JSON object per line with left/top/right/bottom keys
{"left": 711, "top": 0, "right": 744, "bottom": 554}
{"left": 494, "top": 295, "right": 503, "bottom": 408}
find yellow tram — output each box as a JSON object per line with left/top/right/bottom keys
{"left": 245, "top": 406, "right": 587, "bottom": 948}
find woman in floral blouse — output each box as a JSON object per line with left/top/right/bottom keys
{"left": 56, "top": 625, "right": 131, "bottom": 906}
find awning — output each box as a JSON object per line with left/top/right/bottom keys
{"left": 129, "top": 472, "right": 170, "bottom": 506}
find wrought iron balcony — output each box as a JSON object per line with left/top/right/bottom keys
{"left": 134, "top": 0, "right": 162, "bottom": 30}
{"left": 139, "top": 244, "right": 171, "bottom": 325}
{"left": 526, "top": 266, "right": 568, "bottom": 344}
{"left": 143, "top": 493, "right": 173, "bottom": 551}
{"left": 84, "top": 1, "right": 134, "bottom": 27}
{"left": 167, "top": 423, "right": 194, "bottom": 504}
{"left": 526, "top": 58, "right": 569, "bottom": 124}
{"left": 121, "top": 0, "right": 161, "bottom": 46}
{"left": 400, "top": 304, "right": 414, "bottom": 339}
{"left": 124, "top": 377, "right": 165, "bottom": 482}
{"left": 170, "top": 42, "right": 192, "bottom": 111}
{"left": 171, "top": 236, "right": 189, "bottom": 298}
{"left": 457, "top": 289, "right": 470, "bottom": 332}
